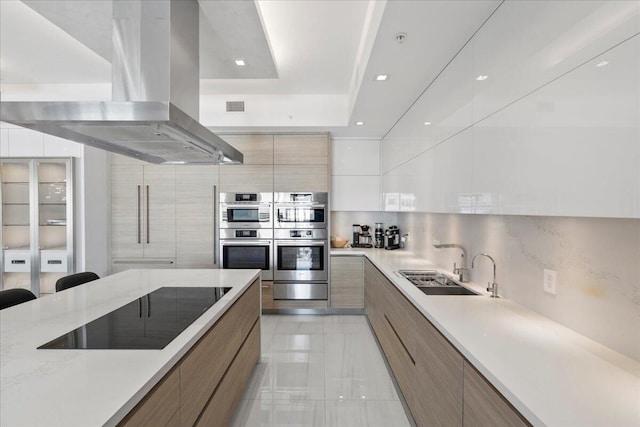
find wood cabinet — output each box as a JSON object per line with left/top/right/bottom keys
{"left": 219, "top": 164, "right": 273, "bottom": 193}
{"left": 330, "top": 256, "right": 364, "bottom": 308}
{"left": 261, "top": 280, "right": 274, "bottom": 309}
{"left": 219, "top": 134, "right": 274, "bottom": 165}
{"left": 363, "top": 259, "right": 528, "bottom": 427}
{"left": 118, "top": 279, "right": 260, "bottom": 427}
{"left": 119, "top": 367, "right": 180, "bottom": 427}
{"left": 274, "top": 134, "right": 329, "bottom": 165}
{"left": 175, "top": 166, "right": 218, "bottom": 268}
{"left": 463, "top": 361, "right": 530, "bottom": 427}
{"left": 111, "top": 156, "right": 218, "bottom": 272}
{"left": 274, "top": 164, "right": 329, "bottom": 192}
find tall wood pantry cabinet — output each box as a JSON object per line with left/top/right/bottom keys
{"left": 110, "top": 155, "right": 218, "bottom": 272}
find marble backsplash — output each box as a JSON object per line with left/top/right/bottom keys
{"left": 397, "top": 212, "right": 640, "bottom": 361}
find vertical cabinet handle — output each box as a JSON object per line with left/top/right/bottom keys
{"left": 137, "top": 185, "right": 141, "bottom": 244}
{"left": 146, "top": 185, "right": 150, "bottom": 244}
{"left": 213, "top": 184, "right": 217, "bottom": 265}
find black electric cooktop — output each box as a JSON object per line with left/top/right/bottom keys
{"left": 38, "top": 287, "right": 231, "bottom": 350}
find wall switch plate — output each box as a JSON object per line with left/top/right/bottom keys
{"left": 543, "top": 269, "right": 557, "bottom": 295}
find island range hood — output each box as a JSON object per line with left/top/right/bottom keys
{"left": 0, "top": 0, "right": 243, "bottom": 165}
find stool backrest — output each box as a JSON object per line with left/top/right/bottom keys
{"left": 55, "top": 272, "right": 100, "bottom": 292}
{"left": 0, "top": 288, "right": 37, "bottom": 310}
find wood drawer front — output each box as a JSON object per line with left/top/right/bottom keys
{"left": 179, "top": 279, "right": 260, "bottom": 426}
{"left": 412, "top": 313, "right": 464, "bottom": 427}
{"left": 379, "top": 269, "right": 415, "bottom": 359}
{"left": 364, "top": 259, "right": 387, "bottom": 338}
{"left": 219, "top": 165, "right": 273, "bottom": 192}
{"left": 272, "top": 300, "right": 328, "bottom": 310}
{"left": 379, "top": 313, "right": 415, "bottom": 404}
{"left": 219, "top": 134, "right": 274, "bottom": 165}
{"left": 463, "top": 361, "right": 530, "bottom": 427}
{"left": 330, "top": 256, "right": 364, "bottom": 308}
{"left": 273, "top": 164, "right": 329, "bottom": 192}
{"left": 118, "top": 367, "right": 180, "bottom": 427}
{"left": 261, "top": 280, "right": 274, "bottom": 309}
{"left": 196, "top": 319, "right": 261, "bottom": 427}
{"left": 274, "top": 134, "right": 329, "bottom": 165}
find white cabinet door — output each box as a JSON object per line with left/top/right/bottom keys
{"left": 331, "top": 176, "right": 380, "bottom": 211}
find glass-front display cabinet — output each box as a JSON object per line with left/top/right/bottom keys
{"left": 1, "top": 158, "right": 74, "bottom": 296}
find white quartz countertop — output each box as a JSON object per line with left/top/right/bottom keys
{"left": 0, "top": 268, "right": 260, "bottom": 427}
{"left": 332, "top": 248, "right": 640, "bottom": 426}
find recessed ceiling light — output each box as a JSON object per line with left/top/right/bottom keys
{"left": 596, "top": 61, "right": 608, "bottom": 67}
{"left": 376, "top": 74, "right": 388, "bottom": 81}
{"left": 476, "top": 75, "right": 488, "bottom": 81}
{"left": 234, "top": 59, "right": 246, "bottom": 66}
{"left": 423, "top": 121, "right": 432, "bottom": 125}
{"left": 356, "top": 121, "right": 364, "bottom": 126}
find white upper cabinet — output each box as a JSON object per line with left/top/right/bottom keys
{"left": 331, "top": 139, "right": 381, "bottom": 211}
{"left": 381, "top": 0, "right": 640, "bottom": 218}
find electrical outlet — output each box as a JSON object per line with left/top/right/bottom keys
{"left": 543, "top": 269, "right": 557, "bottom": 295}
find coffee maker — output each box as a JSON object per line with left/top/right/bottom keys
{"left": 352, "top": 224, "right": 373, "bottom": 248}
{"left": 384, "top": 225, "right": 401, "bottom": 250}
{"left": 374, "top": 223, "right": 384, "bottom": 248}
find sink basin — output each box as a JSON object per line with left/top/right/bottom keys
{"left": 396, "top": 270, "right": 479, "bottom": 296}
{"left": 417, "top": 286, "right": 478, "bottom": 296}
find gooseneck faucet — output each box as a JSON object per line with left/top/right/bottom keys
{"left": 433, "top": 243, "right": 469, "bottom": 282}
{"left": 471, "top": 253, "right": 498, "bottom": 298}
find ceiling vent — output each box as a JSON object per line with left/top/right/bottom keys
{"left": 226, "top": 101, "right": 245, "bottom": 112}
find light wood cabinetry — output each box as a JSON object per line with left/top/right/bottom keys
{"left": 412, "top": 310, "right": 463, "bottom": 427}
{"left": 111, "top": 156, "right": 218, "bottom": 272}
{"left": 364, "top": 258, "right": 528, "bottom": 427}
{"left": 118, "top": 279, "right": 260, "bottom": 427}
{"left": 274, "top": 164, "right": 329, "bottom": 192}
{"left": 463, "top": 361, "right": 530, "bottom": 427}
{"left": 175, "top": 166, "right": 218, "bottom": 268}
{"left": 261, "top": 280, "right": 274, "bottom": 309}
{"left": 330, "top": 256, "right": 364, "bottom": 308}
{"left": 274, "top": 134, "right": 329, "bottom": 165}
{"left": 195, "top": 320, "right": 260, "bottom": 427}
{"left": 119, "top": 367, "right": 180, "bottom": 427}
{"left": 219, "top": 164, "right": 273, "bottom": 193}
{"left": 219, "top": 134, "right": 274, "bottom": 164}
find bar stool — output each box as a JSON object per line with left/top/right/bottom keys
{"left": 55, "top": 272, "right": 100, "bottom": 292}
{"left": 0, "top": 288, "right": 37, "bottom": 310}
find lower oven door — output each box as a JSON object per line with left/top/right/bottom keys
{"left": 274, "top": 239, "right": 328, "bottom": 282}
{"left": 220, "top": 240, "right": 273, "bottom": 280}
{"left": 273, "top": 282, "right": 328, "bottom": 300}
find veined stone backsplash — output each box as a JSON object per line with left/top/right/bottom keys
{"left": 397, "top": 212, "right": 640, "bottom": 361}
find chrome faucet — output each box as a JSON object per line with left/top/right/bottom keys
{"left": 433, "top": 242, "right": 469, "bottom": 282}
{"left": 471, "top": 253, "right": 498, "bottom": 298}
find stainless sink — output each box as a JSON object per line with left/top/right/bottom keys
{"left": 396, "top": 270, "right": 478, "bottom": 296}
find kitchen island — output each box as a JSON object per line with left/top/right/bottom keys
{"left": 0, "top": 268, "right": 261, "bottom": 427}
{"left": 332, "top": 248, "right": 640, "bottom": 427}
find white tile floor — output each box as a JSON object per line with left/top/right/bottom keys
{"left": 230, "top": 315, "right": 412, "bottom": 427}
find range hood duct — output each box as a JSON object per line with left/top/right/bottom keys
{"left": 0, "top": 0, "right": 243, "bottom": 165}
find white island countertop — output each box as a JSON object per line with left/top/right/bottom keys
{"left": 0, "top": 268, "right": 260, "bottom": 427}
{"left": 332, "top": 248, "right": 640, "bottom": 427}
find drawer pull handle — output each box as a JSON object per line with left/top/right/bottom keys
{"left": 384, "top": 314, "right": 415, "bottom": 365}
{"left": 47, "top": 260, "right": 63, "bottom": 265}
{"left": 11, "top": 260, "right": 26, "bottom": 264}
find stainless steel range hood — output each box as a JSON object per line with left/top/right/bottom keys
{"left": 0, "top": 0, "right": 243, "bottom": 165}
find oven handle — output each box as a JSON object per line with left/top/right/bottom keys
{"left": 275, "top": 240, "right": 326, "bottom": 247}
{"left": 275, "top": 204, "right": 326, "bottom": 209}
{"left": 220, "top": 204, "right": 272, "bottom": 209}
{"left": 221, "top": 240, "right": 272, "bottom": 246}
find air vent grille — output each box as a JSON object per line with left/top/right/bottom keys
{"left": 226, "top": 101, "right": 245, "bottom": 112}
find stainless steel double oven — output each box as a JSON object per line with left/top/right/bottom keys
{"left": 219, "top": 193, "right": 273, "bottom": 280}
{"left": 273, "top": 192, "right": 328, "bottom": 301}
{"left": 219, "top": 191, "right": 329, "bottom": 303}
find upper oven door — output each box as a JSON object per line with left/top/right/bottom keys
{"left": 274, "top": 204, "right": 327, "bottom": 228}
{"left": 220, "top": 204, "right": 272, "bottom": 228}
{"left": 220, "top": 240, "right": 273, "bottom": 280}
{"left": 274, "top": 240, "right": 328, "bottom": 282}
